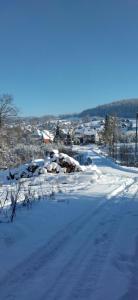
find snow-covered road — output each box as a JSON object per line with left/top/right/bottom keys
{"left": 0, "top": 146, "right": 138, "bottom": 300}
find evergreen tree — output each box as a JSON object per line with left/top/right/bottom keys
{"left": 102, "top": 114, "right": 119, "bottom": 158}
{"left": 66, "top": 131, "right": 72, "bottom": 146}
{"left": 54, "top": 123, "right": 62, "bottom": 144}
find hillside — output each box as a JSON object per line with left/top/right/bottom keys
{"left": 79, "top": 99, "right": 138, "bottom": 118}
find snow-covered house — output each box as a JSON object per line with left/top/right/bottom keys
{"left": 42, "top": 130, "right": 54, "bottom": 144}
{"left": 74, "top": 126, "right": 99, "bottom": 144}
{"left": 35, "top": 129, "right": 54, "bottom": 144}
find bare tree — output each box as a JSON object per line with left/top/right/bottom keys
{"left": 0, "top": 94, "right": 18, "bottom": 128}
{"left": 102, "top": 114, "right": 119, "bottom": 158}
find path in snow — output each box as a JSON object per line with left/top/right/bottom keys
{"left": 0, "top": 146, "right": 138, "bottom": 300}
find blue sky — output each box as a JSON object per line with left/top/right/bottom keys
{"left": 0, "top": 0, "right": 138, "bottom": 116}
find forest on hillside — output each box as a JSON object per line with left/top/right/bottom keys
{"left": 79, "top": 99, "right": 138, "bottom": 118}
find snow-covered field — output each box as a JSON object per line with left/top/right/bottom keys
{"left": 0, "top": 145, "right": 138, "bottom": 300}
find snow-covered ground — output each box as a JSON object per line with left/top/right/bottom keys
{"left": 0, "top": 145, "right": 138, "bottom": 300}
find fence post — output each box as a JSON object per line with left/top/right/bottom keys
{"left": 135, "top": 112, "right": 138, "bottom": 163}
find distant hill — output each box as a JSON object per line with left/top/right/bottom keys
{"left": 79, "top": 99, "right": 138, "bottom": 118}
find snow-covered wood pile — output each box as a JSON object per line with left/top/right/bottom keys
{"left": 7, "top": 150, "right": 85, "bottom": 180}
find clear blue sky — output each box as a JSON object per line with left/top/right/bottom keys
{"left": 0, "top": 0, "right": 138, "bottom": 116}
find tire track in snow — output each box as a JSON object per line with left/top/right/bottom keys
{"left": 94, "top": 183, "right": 138, "bottom": 300}
{"left": 40, "top": 181, "right": 138, "bottom": 300}
{"left": 107, "top": 178, "right": 134, "bottom": 200}
{"left": 65, "top": 183, "right": 138, "bottom": 300}
{"left": 1, "top": 176, "right": 137, "bottom": 300}
{"left": 39, "top": 201, "right": 122, "bottom": 300}
{"left": 0, "top": 199, "right": 109, "bottom": 300}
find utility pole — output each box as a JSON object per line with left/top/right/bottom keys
{"left": 135, "top": 112, "right": 138, "bottom": 162}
